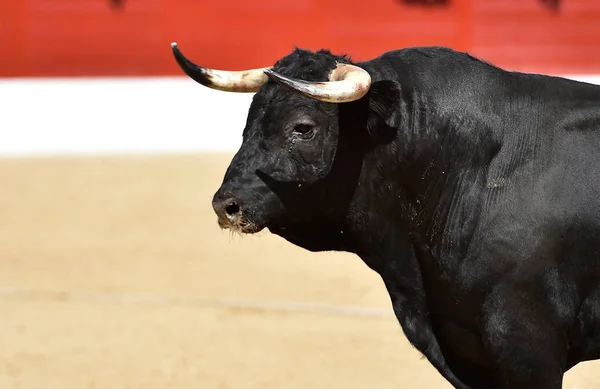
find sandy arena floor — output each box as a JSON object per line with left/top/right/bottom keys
{"left": 0, "top": 154, "right": 598, "bottom": 389}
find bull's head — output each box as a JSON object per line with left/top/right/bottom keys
{"left": 172, "top": 43, "right": 400, "bottom": 250}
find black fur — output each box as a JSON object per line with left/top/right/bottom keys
{"left": 210, "top": 46, "right": 600, "bottom": 388}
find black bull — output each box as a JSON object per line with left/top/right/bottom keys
{"left": 172, "top": 43, "right": 600, "bottom": 388}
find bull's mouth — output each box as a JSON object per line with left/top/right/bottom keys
{"left": 217, "top": 216, "right": 265, "bottom": 234}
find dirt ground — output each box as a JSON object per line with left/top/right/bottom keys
{"left": 0, "top": 154, "right": 598, "bottom": 389}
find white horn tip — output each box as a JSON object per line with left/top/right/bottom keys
{"left": 171, "top": 42, "right": 178, "bottom": 48}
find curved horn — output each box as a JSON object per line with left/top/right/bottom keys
{"left": 171, "top": 42, "right": 270, "bottom": 92}
{"left": 264, "top": 63, "right": 372, "bottom": 103}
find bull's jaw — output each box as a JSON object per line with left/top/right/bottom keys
{"left": 267, "top": 222, "right": 351, "bottom": 253}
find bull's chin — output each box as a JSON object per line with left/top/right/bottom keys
{"left": 217, "top": 218, "right": 266, "bottom": 234}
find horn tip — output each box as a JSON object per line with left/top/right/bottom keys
{"left": 264, "top": 68, "right": 284, "bottom": 81}
{"left": 263, "top": 68, "right": 281, "bottom": 83}
{"left": 171, "top": 42, "right": 178, "bottom": 49}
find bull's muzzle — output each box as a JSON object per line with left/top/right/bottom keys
{"left": 211, "top": 194, "right": 262, "bottom": 234}
{"left": 212, "top": 195, "right": 241, "bottom": 226}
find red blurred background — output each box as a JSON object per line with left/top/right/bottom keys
{"left": 1, "top": 0, "right": 600, "bottom": 78}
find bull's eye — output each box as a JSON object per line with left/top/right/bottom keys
{"left": 293, "top": 123, "right": 315, "bottom": 137}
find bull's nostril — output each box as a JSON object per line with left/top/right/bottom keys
{"left": 225, "top": 201, "right": 240, "bottom": 216}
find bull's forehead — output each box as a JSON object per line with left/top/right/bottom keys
{"left": 240, "top": 48, "right": 349, "bottom": 139}
{"left": 269, "top": 48, "right": 350, "bottom": 82}
{"left": 242, "top": 83, "right": 326, "bottom": 138}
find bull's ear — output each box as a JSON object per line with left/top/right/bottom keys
{"left": 365, "top": 80, "right": 402, "bottom": 140}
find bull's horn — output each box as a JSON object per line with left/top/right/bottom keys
{"left": 171, "top": 42, "right": 270, "bottom": 92}
{"left": 264, "top": 63, "right": 372, "bottom": 103}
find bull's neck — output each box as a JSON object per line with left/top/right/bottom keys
{"left": 347, "top": 91, "right": 497, "bottom": 275}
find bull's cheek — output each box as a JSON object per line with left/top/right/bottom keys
{"left": 293, "top": 145, "right": 334, "bottom": 182}
{"left": 252, "top": 193, "right": 287, "bottom": 227}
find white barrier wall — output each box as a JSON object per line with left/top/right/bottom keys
{"left": 0, "top": 77, "right": 252, "bottom": 156}
{"left": 1, "top": 75, "right": 600, "bottom": 156}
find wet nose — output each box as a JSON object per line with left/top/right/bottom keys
{"left": 212, "top": 196, "right": 242, "bottom": 222}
